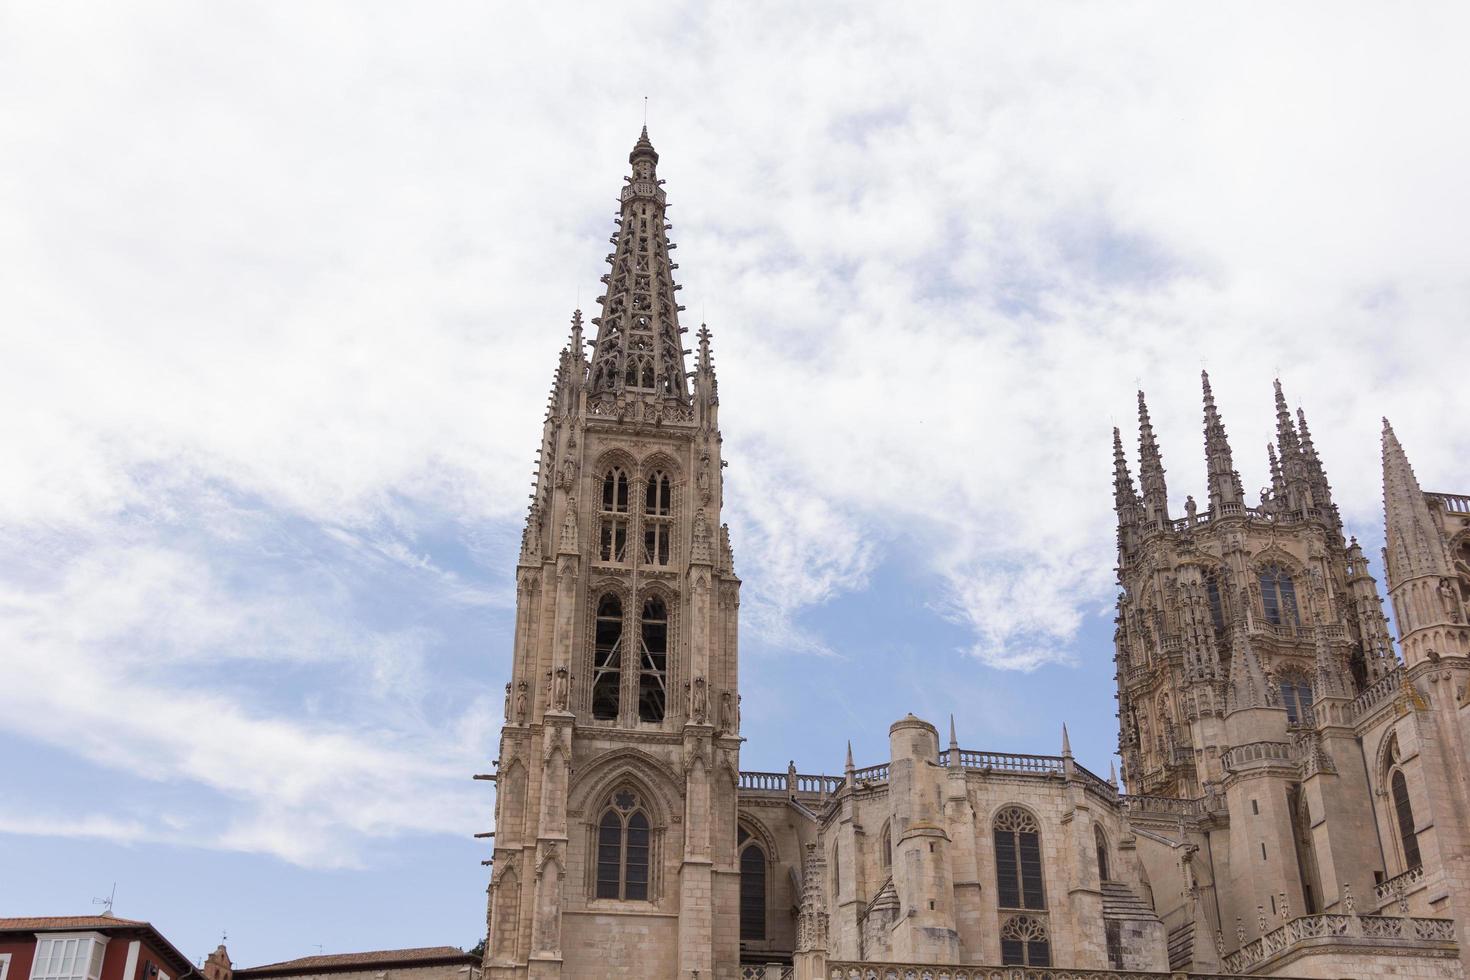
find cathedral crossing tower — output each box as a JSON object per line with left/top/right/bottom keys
{"left": 483, "top": 129, "right": 742, "bottom": 980}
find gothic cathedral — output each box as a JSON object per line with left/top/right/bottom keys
{"left": 483, "top": 130, "right": 1470, "bottom": 980}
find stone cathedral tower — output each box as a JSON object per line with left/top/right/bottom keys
{"left": 1113, "top": 375, "right": 1397, "bottom": 805}
{"left": 483, "top": 129, "right": 743, "bottom": 980}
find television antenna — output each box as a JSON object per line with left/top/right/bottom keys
{"left": 92, "top": 884, "right": 117, "bottom": 916}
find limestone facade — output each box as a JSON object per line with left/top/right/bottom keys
{"left": 481, "top": 130, "right": 1470, "bottom": 980}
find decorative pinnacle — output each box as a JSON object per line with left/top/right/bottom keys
{"left": 1201, "top": 369, "right": 1241, "bottom": 508}
{"left": 1061, "top": 723, "right": 1072, "bottom": 757}
{"left": 1273, "top": 378, "right": 1300, "bottom": 452}
{"left": 1136, "top": 390, "right": 1168, "bottom": 522}
{"left": 629, "top": 125, "right": 659, "bottom": 164}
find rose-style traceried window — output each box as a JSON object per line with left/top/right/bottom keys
{"left": 1001, "top": 914, "right": 1051, "bottom": 967}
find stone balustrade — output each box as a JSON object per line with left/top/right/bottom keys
{"left": 1120, "top": 794, "right": 1205, "bottom": 817}
{"left": 1353, "top": 666, "right": 1406, "bottom": 718}
{"left": 1220, "top": 740, "right": 1294, "bottom": 772}
{"left": 1221, "top": 911, "right": 1455, "bottom": 974}
{"left": 1428, "top": 491, "right": 1470, "bottom": 513}
{"left": 827, "top": 965, "right": 1272, "bottom": 980}
{"left": 1374, "top": 864, "right": 1426, "bottom": 905}
{"left": 741, "top": 965, "right": 793, "bottom": 980}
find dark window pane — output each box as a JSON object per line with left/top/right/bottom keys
{"left": 596, "top": 811, "right": 622, "bottom": 898}
{"left": 1393, "top": 771, "right": 1422, "bottom": 868}
{"left": 1029, "top": 940, "right": 1051, "bottom": 967}
{"left": 740, "top": 845, "right": 767, "bottom": 940}
{"left": 1001, "top": 940, "right": 1023, "bottom": 966}
{"left": 1018, "top": 831, "right": 1045, "bottom": 909}
{"left": 995, "top": 830, "right": 1020, "bottom": 909}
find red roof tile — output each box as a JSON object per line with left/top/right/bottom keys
{"left": 0, "top": 916, "right": 151, "bottom": 932}
{"left": 238, "top": 947, "right": 474, "bottom": 975}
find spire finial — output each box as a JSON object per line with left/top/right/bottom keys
{"left": 1061, "top": 722, "right": 1072, "bottom": 757}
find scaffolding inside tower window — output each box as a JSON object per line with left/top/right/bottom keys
{"left": 638, "top": 596, "right": 668, "bottom": 722}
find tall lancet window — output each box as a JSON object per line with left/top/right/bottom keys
{"left": 738, "top": 826, "right": 767, "bottom": 941}
{"left": 643, "top": 472, "right": 672, "bottom": 566}
{"left": 1259, "top": 565, "right": 1300, "bottom": 627}
{"left": 1279, "top": 674, "right": 1314, "bottom": 725}
{"left": 1391, "top": 769, "right": 1422, "bottom": 871}
{"left": 600, "top": 468, "right": 630, "bottom": 563}
{"left": 595, "top": 789, "right": 650, "bottom": 900}
{"left": 592, "top": 594, "right": 623, "bottom": 721}
{"left": 638, "top": 596, "right": 668, "bottom": 722}
{"left": 1206, "top": 571, "right": 1228, "bottom": 638}
{"left": 994, "top": 806, "right": 1046, "bottom": 911}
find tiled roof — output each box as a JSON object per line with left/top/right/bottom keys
{"left": 0, "top": 916, "right": 195, "bottom": 975}
{"left": 0, "top": 916, "right": 151, "bottom": 932}
{"left": 238, "top": 947, "right": 474, "bottom": 975}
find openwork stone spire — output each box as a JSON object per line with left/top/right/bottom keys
{"left": 586, "top": 128, "right": 691, "bottom": 403}
{"left": 1201, "top": 370, "right": 1243, "bottom": 514}
{"left": 1137, "top": 390, "right": 1169, "bottom": 526}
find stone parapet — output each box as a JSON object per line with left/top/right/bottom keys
{"left": 1221, "top": 911, "right": 1456, "bottom": 975}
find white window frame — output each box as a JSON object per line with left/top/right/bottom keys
{"left": 3, "top": 950, "right": 14, "bottom": 980}
{"left": 28, "top": 934, "right": 109, "bottom": 980}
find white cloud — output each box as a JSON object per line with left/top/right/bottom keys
{"left": 2, "top": 0, "right": 1470, "bottom": 863}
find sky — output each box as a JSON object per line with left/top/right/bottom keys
{"left": 3, "top": 0, "right": 1470, "bottom": 967}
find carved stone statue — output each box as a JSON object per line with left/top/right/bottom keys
{"left": 719, "top": 691, "right": 734, "bottom": 733}
{"left": 692, "top": 508, "right": 711, "bottom": 562}
{"left": 504, "top": 682, "right": 513, "bottom": 722}
{"left": 559, "top": 497, "right": 578, "bottom": 552}
{"left": 552, "top": 665, "right": 570, "bottom": 711}
{"left": 557, "top": 454, "right": 577, "bottom": 489}
{"left": 1185, "top": 495, "right": 1197, "bottom": 523}
{"left": 1441, "top": 579, "right": 1463, "bottom": 623}
{"left": 697, "top": 451, "right": 712, "bottom": 503}
{"left": 690, "top": 675, "right": 707, "bottom": 723}
{"left": 515, "top": 681, "right": 529, "bottom": 724}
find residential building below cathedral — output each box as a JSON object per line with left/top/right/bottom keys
{"left": 481, "top": 128, "right": 1470, "bottom": 980}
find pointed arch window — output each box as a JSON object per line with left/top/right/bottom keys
{"left": 1260, "top": 565, "right": 1300, "bottom": 627}
{"left": 624, "top": 353, "right": 655, "bottom": 390}
{"left": 1094, "top": 824, "right": 1110, "bottom": 882}
{"left": 880, "top": 822, "right": 892, "bottom": 870}
{"left": 1391, "top": 770, "right": 1422, "bottom": 871}
{"left": 638, "top": 596, "right": 669, "bottom": 723}
{"left": 738, "top": 826, "right": 767, "bottom": 941}
{"left": 592, "top": 594, "right": 623, "bottom": 721}
{"left": 642, "top": 472, "right": 672, "bottom": 566}
{"left": 595, "top": 789, "right": 650, "bottom": 900}
{"left": 1280, "top": 675, "right": 1314, "bottom": 725}
{"left": 1000, "top": 914, "right": 1051, "bottom": 967}
{"left": 994, "top": 807, "right": 1045, "bottom": 910}
{"left": 1206, "top": 572, "right": 1227, "bottom": 637}
{"left": 599, "top": 468, "right": 629, "bottom": 563}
